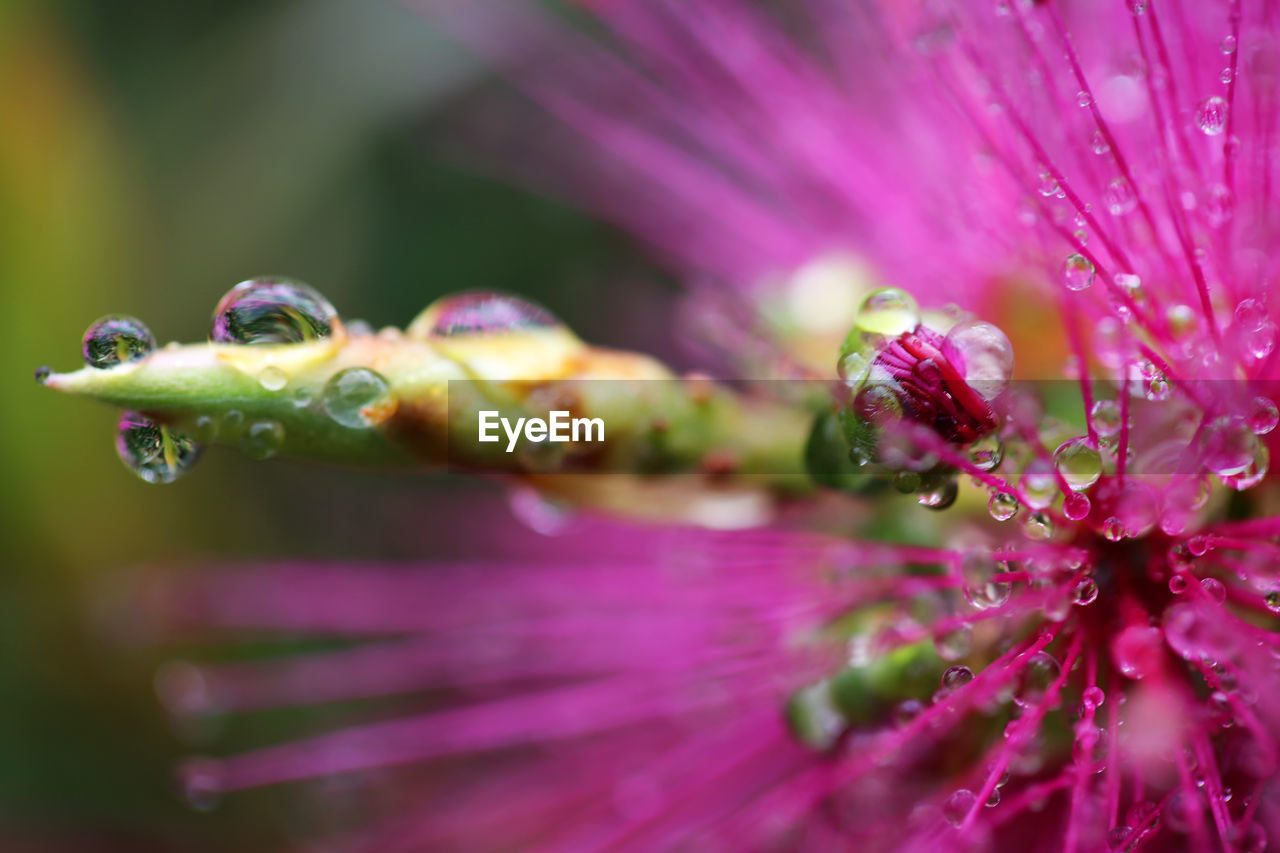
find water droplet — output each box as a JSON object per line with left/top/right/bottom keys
{"left": 322, "top": 368, "right": 394, "bottom": 429}
{"left": 83, "top": 315, "right": 155, "bottom": 369}
{"left": 1073, "top": 578, "right": 1099, "bottom": 605}
{"left": 293, "top": 387, "right": 315, "bottom": 409}
{"left": 115, "top": 412, "right": 203, "bottom": 484}
{"left": 942, "top": 320, "right": 1014, "bottom": 401}
{"left": 414, "top": 291, "right": 560, "bottom": 337}
{"left": 1103, "top": 516, "right": 1127, "bottom": 541}
{"left": 1249, "top": 397, "right": 1278, "bottom": 435}
{"left": 935, "top": 626, "right": 973, "bottom": 661}
{"left": 1246, "top": 322, "right": 1277, "bottom": 359}
{"left": 1111, "top": 624, "right": 1163, "bottom": 679}
{"left": 1203, "top": 416, "right": 1258, "bottom": 476}
{"left": 1023, "top": 509, "right": 1054, "bottom": 541}
{"left": 969, "top": 434, "right": 1005, "bottom": 471}
{"left": 1200, "top": 577, "right": 1227, "bottom": 605}
{"left": 1221, "top": 35, "right": 1237, "bottom": 54}
{"left": 1125, "top": 0, "right": 1147, "bottom": 14}
{"left": 1164, "top": 602, "right": 1237, "bottom": 661}
{"left": 1037, "top": 172, "right": 1060, "bottom": 197}
{"left": 1014, "top": 651, "right": 1061, "bottom": 708}
{"left": 943, "top": 789, "right": 977, "bottom": 827}
{"left": 1062, "top": 254, "right": 1095, "bottom": 291}
{"left": 257, "top": 366, "right": 287, "bottom": 392}
{"left": 1083, "top": 686, "right": 1105, "bottom": 709}
{"left": 962, "top": 552, "right": 1012, "bottom": 610}
{"left": 1091, "top": 400, "right": 1123, "bottom": 437}
{"left": 918, "top": 479, "right": 959, "bottom": 510}
{"left": 1236, "top": 299, "right": 1268, "bottom": 331}
{"left": 1076, "top": 90, "right": 1092, "bottom": 107}
{"left": 942, "top": 665, "right": 975, "bottom": 690}
{"left": 243, "top": 420, "right": 284, "bottom": 460}
{"left": 989, "top": 491, "right": 1020, "bottom": 521}
{"left": 1104, "top": 177, "right": 1137, "bottom": 216}
{"left": 191, "top": 415, "right": 218, "bottom": 443}
{"left": 1266, "top": 591, "right": 1280, "bottom": 612}
{"left": 853, "top": 287, "right": 920, "bottom": 345}
{"left": 1091, "top": 130, "right": 1111, "bottom": 155}
{"left": 893, "top": 698, "right": 925, "bottom": 727}
{"left": 1054, "top": 437, "right": 1102, "bottom": 491}
{"left": 1221, "top": 67, "right": 1235, "bottom": 85}
{"left": 1170, "top": 575, "right": 1188, "bottom": 594}
{"left": 985, "top": 788, "right": 1001, "bottom": 807}
{"left": 210, "top": 277, "right": 337, "bottom": 345}
{"left": 1195, "top": 96, "right": 1229, "bottom": 136}
{"left": 224, "top": 410, "right": 244, "bottom": 429}
{"left": 1063, "top": 491, "right": 1092, "bottom": 520}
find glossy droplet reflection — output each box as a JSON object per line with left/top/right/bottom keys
{"left": 323, "top": 368, "right": 394, "bottom": 429}
{"left": 852, "top": 287, "right": 920, "bottom": 350}
{"left": 942, "top": 320, "right": 1014, "bottom": 401}
{"left": 1054, "top": 437, "right": 1102, "bottom": 492}
{"left": 418, "top": 291, "right": 559, "bottom": 337}
{"left": 115, "top": 411, "right": 203, "bottom": 484}
{"left": 210, "top": 277, "right": 337, "bottom": 345}
{"left": 1062, "top": 254, "right": 1096, "bottom": 291}
{"left": 243, "top": 420, "right": 285, "bottom": 460}
{"left": 83, "top": 315, "right": 155, "bottom": 369}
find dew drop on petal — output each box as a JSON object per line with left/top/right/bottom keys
{"left": 1014, "top": 651, "right": 1061, "bottom": 708}
{"left": 918, "top": 479, "right": 959, "bottom": 510}
{"left": 935, "top": 626, "right": 973, "bottom": 661}
{"left": 989, "top": 492, "right": 1020, "bottom": 521}
{"left": 1203, "top": 416, "right": 1259, "bottom": 476}
{"left": 257, "top": 366, "right": 287, "bottom": 392}
{"left": 1073, "top": 578, "right": 1099, "bottom": 605}
{"left": 1104, "top": 177, "right": 1137, "bottom": 216}
{"left": 416, "top": 291, "right": 560, "bottom": 337}
{"left": 1170, "top": 575, "right": 1188, "bottom": 595}
{"left": 853, "top": 287, "right": 920, "bottom": 345}
{"left": 210, "top": 278, "right": 337, "bottom": 345}
{"left": 1164, "top": 602, "right": 1237, "bottom": 661}
{"left": 1083, "top": 686, "right": 1105, "bottom": 709}
{"left": 1200, "top": 577, "right": 1227, "bottom": 605}
{"left": 83, "top": 315, "right": 155, "bottom": 369}
{"left": 943, "top": 789, "right": 977, "bottom": 827}
{"left": 115, "top": 412, "right": 203, "bottom": 484}
{"left": 1125, "top": 0, "right": 1147, "bottom": 14}
{"left": 1062, "top": 254, "right": 1096, "bottom": 291}
{"left": 1195, "top": 96, "right": 1229, "bottom": 135}
{"left": 243, "top": 420, "right": 285, "bottom": 460}
{"left": 1037, "top": 172, "right": 1060, "bottom": 197}
{"left": 1063, "top": 491, "right": 1092, "bottom": 520}
{"left": 1054, "top": 437, "right": 1102, "bottom": 491}
{"left": 1249, "top": 397, "right": 1279, "bottom": 435}
{"left": 1266, "top": 591, "right": 1280, "bottom": 613}
{"left": 942, "top": 320, "right": 1014, "bottom": 401}
{"left": 323, "top": 368, "right": 394, "bottom": 429}
{"left": 969, "top": 434, "right": 1005, "bottom": 471}
{"left": 1023, "top": 510, "right": 1054, "bottom": 541}
{"left": 1221, "top": 35, "right": 1238, "bottom": 54}
{"left": 942, "top": 665, "right": 975, "bottom": 690}
{"left": 1091, "top": 400, "right": 1123, "bottom": 437}
{"left": 1111, "top": 624, "right": 1163, "bottom": 679}
{"left": 1103, "top": 517, "right": 1127, "bottom": 541}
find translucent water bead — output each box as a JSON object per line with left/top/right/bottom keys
{"left": 82, "top": 315, "right": 155, "bottom": 368}
{"left": 1062, "top": 254, "right": 1096, "bottom": 291}
{"left": 848, "top": 287, "right": 920, "bottom": 353}
{"left": 115, "top": 411, "right": 203, "bottom": 484}
{"left": 210, "top": 277, "right": 337, "bottom": 345}
{"left": 414, "top": 291, "right": 560, "bottom": 337}
{"left": 1054, "top": 437, "right": 1102, "bottom": 491}
{"left": 941, "top": 320, "right": 1014, "bottom": 401}
{"left": 322, "top": 368, "right": 394, "bottom": 429}
{"left": 1195, "top": 96, "right": 1228, "bottom": 136}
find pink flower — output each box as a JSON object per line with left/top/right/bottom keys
{"left": 129, "top": 1, "right": 1280, "bottom": 850}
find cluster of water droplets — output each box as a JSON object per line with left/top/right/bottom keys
{"left": 830, "top": 288, "right": 1015, "bottom": 509}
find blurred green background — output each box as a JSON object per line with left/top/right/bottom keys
{"left": 0, "top": 1, "right": 664, "bottom": 847}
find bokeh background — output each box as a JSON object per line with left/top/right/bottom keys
{"left": 0, "top": 1, "right": 670, "bottom": 847}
